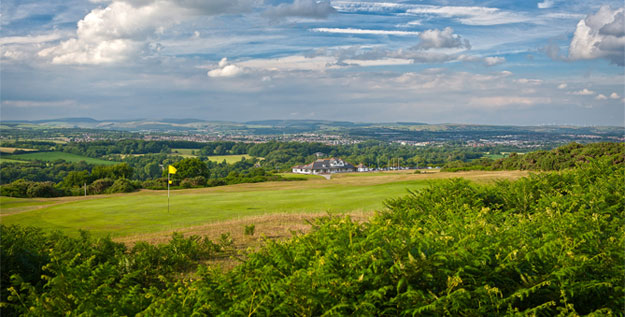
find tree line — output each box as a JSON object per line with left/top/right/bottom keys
{"left": 442, "top": 142, "right": 624, "bottom": 172}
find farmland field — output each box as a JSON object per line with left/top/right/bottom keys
{"left": 0, "top": 147, "right": 39, "bottom": 153}
{"left": 1, "top": 170, "right": 527, "bottom": 239}
{"left": 205, "top": 154, "right": 255, "bottom": 163}
{"left": 3, "top": 151, "right": 119, "bottom": 165}
{"left": 170, "top": 148, "right": 198, "bottom": 157}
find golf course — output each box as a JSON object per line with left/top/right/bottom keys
{"left": 1, "top": 170, "right": 527, "bottom": 240}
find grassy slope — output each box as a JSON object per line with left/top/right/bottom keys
{"left": 1, "top": 170, "right": 527, "bottom": 238}
{"left": 4, "top": 151, "right": 119, "bottom": 165}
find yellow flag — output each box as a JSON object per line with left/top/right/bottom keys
{"left": 168, "top": 165, "right": 177, "bottom": 174}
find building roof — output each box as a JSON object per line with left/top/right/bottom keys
{"left": 293, "top": 158, "right": 355, "bottom": 170}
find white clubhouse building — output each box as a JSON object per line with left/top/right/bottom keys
{"left": 292, "top": 158, "right": 357, "bottom": 174}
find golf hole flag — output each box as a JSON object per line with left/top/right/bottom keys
{"left": 168, "top": 165, "right": 177, "bottom": 174}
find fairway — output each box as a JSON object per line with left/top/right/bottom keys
{"left": 4, "top": 151, "right": 119, "bottom": 165}
{"left": 1, "top": 170, "right": 528, "bottom": 238}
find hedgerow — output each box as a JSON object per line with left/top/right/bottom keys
{"left": 2, "top": 157, "right": 623, "bottom": 315}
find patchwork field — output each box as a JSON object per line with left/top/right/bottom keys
{"left": 1, "top": 170, "right": 528, "bottom": 241}
{"left": 3, "top": 151, "right": 119, "bottom": 165}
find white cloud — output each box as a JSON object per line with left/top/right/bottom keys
{"left": 571, "top": 88, "right": 595, "bottom": 95}
{"left": 610, "top": 92, "right": 621, "bottom": 99}
{"left": 415, "top": 27, "right": 470, "bottom": 50}
{"left": 331, "top": 2, "right": 529, "bottom": 25}
{"left": 595, "top": 94, "right": 608, "bottom": 100}
{"left": 264, "top": 0, "right": 335, "bottom": 19}
{"left": 569, "top": 6, "right": 625, "bottom": 66}
{"left": 557, "top": 83, "right": 567, "bottom": 89}
{"left": 38, "top": 0, "right": 255, "bottom": 65}
{"left": 405, "top": 5, "right": 530, "bottom": 26}
{"left": 537, "top": 0, "right": 554, "bottom": 9}
{"left": 311, "top": 28, "right": 420, "bottom": 36}
{"left": 238, "top": 55, "right": 338, "bottom": 72}
{"left": 399, "top": 20, "right": 422, "bottom": 27}
{"left": 2, "top": 99, "right": 77, "bottom": 108}
{"left": 483, "top": 56, "right": 505, "bottom": 66}
{"left": 207, "top": 58, "right": 245, "bottom": 77}
{"left": 516, "top": 78, "right": 543, "bottom": 85}
{"left": 468, "top": 96, "right": 550, "bottom": 109}
{"left": 0, "top": 33, "right": 64, "bottom": 45}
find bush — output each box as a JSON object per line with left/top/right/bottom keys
{"left": 0, "top": 179, "right": 65, "bottom": 198}
{"left": 106, "top": 178, "right": 138, "bottom": 193}
{"left": 244, "top": 224, "right": 255, "bottom": 236}
{"left": 87, "top": 178, "right": 114, "bottom": 194}
{"left": 26, "top": 181, "right": 63, "bottom": 198}
{"left": 142, "top": 178, "right": 167, "bottom": 190}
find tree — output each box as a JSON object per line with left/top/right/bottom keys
{"left": 171, "top": 158, "right": 209, "bottom": 180}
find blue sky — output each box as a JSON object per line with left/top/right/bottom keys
{"left": 1, "top": 0, "right": 624, "bottom": 125}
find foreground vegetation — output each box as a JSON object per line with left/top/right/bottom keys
{"left": 2, "top": 157, "right": 622, "bottom": 315}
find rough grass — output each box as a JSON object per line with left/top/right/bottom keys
{"left": 0, "top": 158, "right": 29, "bottom": 164}
{"left": 3, "top": 151, "right": 119, "bottom": 165}
{"left": 2, "top": 170, "right": 527, "bottom": 240}
{"left": 0, "top": 147, "right": 38, "bottom": 153}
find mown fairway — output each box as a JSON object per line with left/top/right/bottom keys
{"left": 3, "top": 151, "right": 119, "bottom": 165}
{"left": 1, "top": 170, "right": 527, "bottom": 238}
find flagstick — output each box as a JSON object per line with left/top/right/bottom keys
{"left": 168, "top": 172, "right": 170, "bottom": 213}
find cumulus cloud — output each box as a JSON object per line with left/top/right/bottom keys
{"left": 571, "top": 88, "right": 595, "bottom": 95}
{"left": 537, "top": 0, "right": 554, "bottom": 9}
{"left": 557, "top": 83, "right": 567, "bottom": 89}
{"left": 38, "top": 0, "right": 254, "bottom": 65}
{"left": 569, "top": 6, "right": 625, "bottom": 66}
{"left": 595, "top": 94, "right": 608, "bottom": 100}
{"left": 483, "top": 56, "right": 505, "bottom": 66}
{"left": 207, "top": 58, "right": 245, "bottom": 77}
{"left": 610, "top": 92, "right": 621, "bottom": 99}
{"left": 415, "top": 27, "right": 471, "bottom": 50}
{"left": 264, "top": 0, "right": 336, "bottom": 19}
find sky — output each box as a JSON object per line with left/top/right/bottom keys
{"left": 1, "top": 0, "right": 624, "bottom": 126}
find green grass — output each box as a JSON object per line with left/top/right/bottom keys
{"left": 0, "top": 196, "right": 55, "bottom": 209}
{"left": 3, "top": 151, "right": 119, "bottom": 165}
{"left": 170, "top": 148, "right": 198, "bottom": 157}
{"left": 1, "top": 180, "right": 428, "bottom": 237}
{"left": 169, "top": 151, "right": 257, "bottom": 163}
{"left": 0, "top": 196, "right": 59, "bottom": 215}
{"left": 206, "top": 154, "right": 255, "bottom": 164}
{"left": 482, "top": 154, "right": 506, "bottom": 160}
{"left": 0, "top": 158, "right": 29, "bottom": 164}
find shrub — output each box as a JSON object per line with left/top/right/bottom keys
{"left": 244, "top": 224, "right": 255, "bottom": 236}
{"left": 87, "top": 178, "right": 114, "bottom": 194}
{"left": 26, "top": 181, "right": 63, "bottom": 198}
{"left": 106, "top": 178, "right": 137, "bottom": 193}
{"left": 142, "top": 178, "right": 167, "bottom": 190}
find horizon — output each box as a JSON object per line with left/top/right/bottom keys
{"left": 1, "top": 0, "right": 624, "bottom": 126}
{"left": 4, "top": 116, "right": 625, "bottom": 128}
